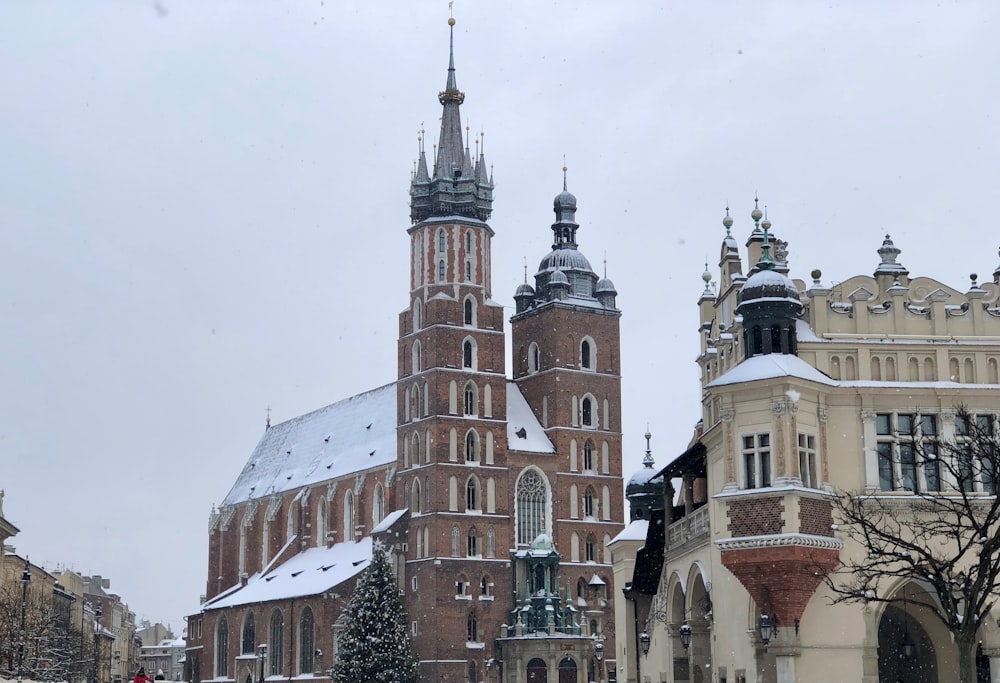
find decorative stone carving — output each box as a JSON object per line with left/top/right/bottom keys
{"left": 721, "top": 408, "right": 735, "bottom": 423}
{"left": 818, "top": 406, "right": 829, "bottom": 423}
{"left": 860, "top": 410, "right": 877, "bottom": 423}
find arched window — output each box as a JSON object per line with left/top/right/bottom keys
{"left": 438, "top": 260, "right": 446, "bottom": 282}
{"left": 298, "top": 607, "right": 314, "bottom": 674}
{"left": 465, "top": 429, "right": 479, "bottom": 462}
{"left": 486, "top": 526, "right": 496, "bottom": 558}
{"left": 268, "top": 611, "right": 283, "bottom": 676}
{"left": 467, "top": 612, "right": 479, "bottom": 642}
{"left": 583, "top": 488, "right": 595, "bottom": 517}
{"left": 373, "top": 484, "right": 384, "bottom": 526}
{"left": 481, "top": 575, "right": 492, "bottom": 596}
{"left": 411, "top": 479, "right": 422, "bottom": 514}
{"left": 582, "top": 396, "right": 594, "bottom": 427}
{"left": 581, "top": 337, "right": 594, "bottom": 370}
{"left": 585, "top": 534, "right": 596, "bottom": 562}
{"left": 215, "top": 616, "right": 229, "bottom": 677}
{"left": 438, "top": 229, "right": 446, "bottom": 252}
{"left": 412, "top": 299, "right": 422, "bottom": 331}
{"left": 515, "top": 469, "right": 548, "bottom": 545}
{"left": 466, "top": 476, "right": 480, "bottom": 511}
{"left": 467, "top": 662, "right": 478, "bottom": 683}
{"left": 464, "top": 296, "right": 476, "bottom": 326}
{"left": 241, "top": 613, "right": 255, "bottom": 655}
{"left": 343, "top": 492, "right": 355, "bottom": 542}
{"left": 315, "top": 500, "right": 326, "bottom": 548}
{"left": 467, "top": 527, "right": 479, "bottom": 557}
{"left": 465, "top": 261, "right": 472, "bottom": 281}
{"left": 464, "top": 381, "right": 478, "bottom": 415}
{"left": 528, "top": 342, "right": 540, "bottom": 374}
{"left": 463, "top": 339, "right": 476, "bottom": 369}
{"left": 583, "top": 440, "right": 595, "bottom": 471}
{"left": 451, "top": 525, "right": 461, "bottom": 557}
{"left": 412, "top": 340, "right": 422, "bottom": 373}
{"left": 411, "top": 433, "right": 420, "bottom": 466}
{"left": 465, "top": 231, "right": 472, "bottom": 252}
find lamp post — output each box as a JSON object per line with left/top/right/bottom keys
{"left": 17, "top": 558, "right": 31, "bottom": 683}
{"left": 257, "top": 643, "right": 267, "bottom": 683}
{"left": 639, "top": 630, "right": 650, "bottom": 657}
{"left": 594, "top": 637, "right": 605, "bottom": 683}
{"left": 95, "top": 606, "right": 103, "bottom": 683}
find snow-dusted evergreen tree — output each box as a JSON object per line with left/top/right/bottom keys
{"left": 332, "top": 543, "right": 419, "bottom": 683}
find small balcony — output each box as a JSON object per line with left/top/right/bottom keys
{"left": 666, "top": 504, "right": 711, "bottom": 555}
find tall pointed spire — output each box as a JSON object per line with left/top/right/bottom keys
{"left": 409, "top": 16, "right": 493, "bottom": 224}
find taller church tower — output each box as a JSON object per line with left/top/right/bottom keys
{"left": 394, "top": 19, "right": 625, "bottom": 683}
{"left": 395, "top": 18, "right": 511, "bottom": 683}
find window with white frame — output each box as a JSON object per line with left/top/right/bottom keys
{"left": 581, "top": 396, "right": 595, "bottom": 428}
{"left": 528, "top": 342, "right": 540, "bottom": 374}
{"left": 797, "top": 433, "right": 818, "bottom": 488}
{"left": 467, "top": 528, "right": 479, "bottom": 557}
{"left": 464, "top": 381, "right": 478, "bottom": 416}
{"left": 580, "top": 337, "right": 595, "bottom": 370}
{"left": 742, "top": 433, "right": 771, "bottom": 489}
{"left": 583, "top": 440, "right": 595, "bottom": 471}
{"left": 466, "top": 477, "right": 480, "bottom": 511}
{"left": 438, "top": 229, "right": 446, "bottom": 252}
{"left": 956, "top": 413, "right": 998, "bottom": 494}
{"left": 876, "top": 413, "right": 940, "bottom": 492}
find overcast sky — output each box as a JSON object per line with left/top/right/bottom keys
{"left": 1, "top": 1, "right": 998, "bottom": 633}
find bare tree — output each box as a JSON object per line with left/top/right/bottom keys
{"left": 0, "top": 581, "right": 92, "bottom": 682}
{"left": 825, "top": 407, "right": 1000, "bottom": 683}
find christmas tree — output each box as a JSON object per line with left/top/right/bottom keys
{"left": 332, "top": 543, "right": 419, "bottom": 683}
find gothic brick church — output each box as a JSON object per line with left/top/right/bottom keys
{"left": 185, "top": 19, "right": 624, "bottom": 683}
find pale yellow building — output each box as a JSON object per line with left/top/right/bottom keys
{"left": 613, "top": 206, "right": 1000, "bottom": 683}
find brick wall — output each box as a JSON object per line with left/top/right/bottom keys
{"left": 727, "top": 497, "right": 784, "bottom": 537}
{"left": 798, "top": 498, "right": 834, "bottom": 537}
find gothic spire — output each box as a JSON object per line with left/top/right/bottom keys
{"left": 409, "top": 17, "right": 493, "bottom": 224}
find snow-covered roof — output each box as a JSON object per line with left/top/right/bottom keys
{"left": 222, "top": 384, "right": 396, "bottom": 506}
{"left": 203, "top": 537, "right": 372, "bottom": 610}
{"left": 610, "top": 519, "right": 648, "bottom": 544}
{"left": 707, "top": 354, "right": 836, "bottom": 388}
{"left": 506, "top": 382, "right": 555, "bottom": 453}
{"left": 371, "top": 508, "right": 406, "bottom": 534}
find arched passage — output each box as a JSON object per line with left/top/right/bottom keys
{"left": 877, "top": 603, "right": 937, "bottom": 683}
{"left": 558, "top": 656, "right": 577, "bottom": 683}
{"left": 527, "top": 657, "right": 547, "bottom": 683}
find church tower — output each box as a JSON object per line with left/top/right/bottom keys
{"left": 508, "top": 172, "right": 625, "bottom": 675}
{"left": 395, "top": 19, "right": 511, "bottom": 683}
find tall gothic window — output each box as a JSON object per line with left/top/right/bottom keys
{"left": 215, "top": 616, "right": 229, "bottom": 677}
{"left": 438, "top": 260, "right": 445, "bottom": 282}
{"left": 241, "top": 612, "right": 255, "bottom": 655}
{"left": 582, "top": 397, "right": 594, "bottom": 427}
{"left": 269, "top": 610, "right": 283, "bottom": 676}
{"left": 515, "top": 469, "right": 547, "bottom": 545}
{"left": 298, "top": 608, "right": 314, "bottom": 674}
{"left": 583, "top": 487, "right": 595, "bottom": 517}
{"left": 583, "top": 440, "right": 595, "bottom": 471}
{"left": 373, "top": 484, "right": 385, "bottom": 525}
{"left": 344, "top": 491, "right": 355, "bottom": 542}
{"left": 465, "top": 430, "right": 479, "bottom": 462}
{"left": 464, "top": 382, "right": 477, "bottom": 415}
{"left": 464, "top": 298, "right": 474, "bottom": 325}
{"left": 466, "top": 477, "right": 480, "bottom": 511}
{"left": 581, "top": 339, "right": 593, "bottom": 369}
{"left": 463, "top": 340, "right": 474, "bottom": 368}
{"left": 438, "top": 229, "right": 446, "bottom": 252}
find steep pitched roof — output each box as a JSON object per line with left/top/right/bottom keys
{"left": 202, "top": 537, "right": 373, "bottom": 610}
{"left": 221, "top": 383, "right": 396, "bottom": 506}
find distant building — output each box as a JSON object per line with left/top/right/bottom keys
{"left": 139, "top": 638, "right": 185, "bottom": 681}
{"left": 84, "top": 575, "right": 140, "bottom": 683}
{"left": 614, "top": 210, "right": 1000, "bottom": 683}
{"left": 186, "top": 18, "right": 625, "bottom": 683}
{"left": 0, "top": 491, "right": 20, "bottom": 588}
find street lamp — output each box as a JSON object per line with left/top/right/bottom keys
{"left": 17, "top": 558, "right": 31, "bottom": 683}
{"left": 639, "top": 630, "right": 650, "bottom": 656}
{"left": 678, "top": 623, "right": 692, "bottom": 650}
{"left": 595, "top": 639, "right": 604, "bottom": 662}
{"left": 257, "top": 643, "right": 267, "bottom": 683}
{"left": 95, "top": 606, "right": 103, "bottom": 683}
{"left": 758, "top": 614, "right": 775, "bottom": 646}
